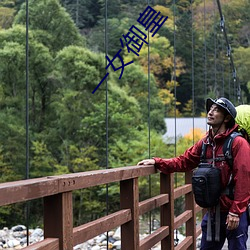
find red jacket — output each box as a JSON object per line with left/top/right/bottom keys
{"left": 154, "top": 124, "right": 250, "bottom": 216}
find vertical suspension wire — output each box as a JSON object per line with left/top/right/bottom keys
{"left": 25, "top": 0, "right": 29, "bottom": 184}
{"left": 213, "top": 0, "right": 217, "bottom": 95}
{"left": 173, "top": 0, "right": 177, "bottom": 163}
{"left": 172, "top": 0, "right": 179, "bottom": 245}
{"left": 191, "top": 0, "right": 195, "bottom": 145}
{"left": 172, "top": 0, "right": 177, "bottom": 197}
{"left": 25, "top": 0, "right": 30, "bottom": 246}
{"left": 147, "top": 0, "right": 152, "bottom": 234}
{"left": 105, "top": 0, "right": 109, "bottom": 247}
{"left": 203, "top": 0, "right": 207, "bottom": 98}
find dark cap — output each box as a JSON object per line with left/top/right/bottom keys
{"left": 206, "top": 97, "right": 237, "bottom": 119}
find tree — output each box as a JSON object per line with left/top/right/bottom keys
{"left": 0, "top": 24, "right": 57, "bottom": 131}
{"left": 87, "top": 17, "right": 135, "bottom": 56}
{"left": 222, "top": 0, "right": 250, "bottom": 47}
{"left": 123, "top": 29, "right": 185, "bottom": 118}
{"left": 14, "top": 0, "right": 84, "bottom": 52}
{"left": 0, "top": 36, "right": 27, "bottom": 180}
{"left": 49, "top": 45, "right": 145, "bottom": 167}
{"left": 0, "top": 6, "right": 15, "bottom": 29}
{"left": 30, "top": 141, "right": 57, "bottom": 177}
{"left": 61, "top": 0, "right": 102, "bottom": 29}
{"left": 112, "top": 62, "right": 166, "bottom": 132}
{"left": 234, "top": 46, "right": 250, "bottom": 102}
{"left": 0, "top": 112, "right": 26, "bottom": 180}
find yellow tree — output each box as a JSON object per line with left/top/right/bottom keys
{"left": 123, "top": 27, "right": 185, "bottom": 116}
{"left": 0, "top": 6, "right": 15, "bottom": 29}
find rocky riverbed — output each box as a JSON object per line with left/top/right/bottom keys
{"left": 0, "top": 225, "right": 43, "bottom": 249}
{"left": 0, "top": 225, "right": 187, "bottom": 249}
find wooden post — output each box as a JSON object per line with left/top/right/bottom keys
{"left": 161, "top": 173, "right": 174, "bottom": 250}
{"left": 185, "top": 171, "right": 196, "bottom": 250}
{"left": 44, "top": 192, "right": 73, "bottom": 250}
{"left": 120, "top": 178, "right": 139, "bottom": 250}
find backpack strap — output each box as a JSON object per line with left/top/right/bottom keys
{"left": 223, "top": 131, "right": 242, "bottom": 169}
{"left": 223, "top": 132, "right": 242, "bottom": 200}
{"left": 200, "top": 142, "right": 208, "bottom": 163}
{"left": 201, "top": 132, "right": 242, "bottom": 166}
{"left": 201, "top": 141, "right": 226, "bottom": 163}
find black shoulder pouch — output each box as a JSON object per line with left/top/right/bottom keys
{"left": 192, "top": 163, "right": 221, "bottom": 208}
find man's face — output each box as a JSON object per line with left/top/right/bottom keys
{"left": 207, "top": 104, "right": 226, "bottom": 127}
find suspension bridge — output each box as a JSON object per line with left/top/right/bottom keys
{"left": 0, "top": 0, "right": 249, "bottom": 249}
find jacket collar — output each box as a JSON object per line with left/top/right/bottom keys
{"left": 206, "top": 124, "right": 239, "bottom": 143}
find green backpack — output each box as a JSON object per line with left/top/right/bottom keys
{"left": 235, "top": 105, "right": 250, "bottom": 142}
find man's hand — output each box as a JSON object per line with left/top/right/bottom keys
{"left": 137, "top": 159, "right": 155, "bottom": 166}
{"left": 226, "top": 213, "right": 240, "bottom": 230}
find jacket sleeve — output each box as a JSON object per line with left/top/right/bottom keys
{"left": 153, "top": 140, "right": 203, "bottom": 174}
{"left": 229, "top": 136, "right": 250, "bottom": 215}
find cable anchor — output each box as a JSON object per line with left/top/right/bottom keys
{"left": 232, "top": 69, "right": 237, "bottom": 82}
{"left": 220, "top": 15, "right": 225, "bottom": 32}
{"left": 227, "top": 45, "right": 231, "bottom": 58}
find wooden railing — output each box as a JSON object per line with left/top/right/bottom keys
{"left": 0, "top": 165, "right": 203, "bottom": 250}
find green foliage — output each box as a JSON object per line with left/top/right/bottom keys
{"left": 116, "top": 61, "right": 166, "bottom": 132}
{"left": 109, "top": 128, "right": 171, "bottom": 168}
{"left": 222, "top": 0, "right": 250, "bottom": 47}
{"left": 30, "top": 141, "right": 56, "bottom": 177}
{"left": 61, "top": 0, "right": 102, "bottom": 29}
{"left": 0, "top": 7, "right": 15, "bottom": 29}
{"left": 234, "top": 46, "right": 250, "bottom": 101}
{"left": 73, "top": 187, "right": 107, "bottom": 225}
{"left": 0, "top": 205, "right": 11, "bottom": 225}
{"left": 62, "top": 145, "right": 99, "bottom": 173}
{"left": 0, "top": 204, "right": 25, "bottom": 228}
{"left": 87, "top": 17, "right": 135, "bottom": 56}
{"left": 14, "top": 0, "right": 84, "bottom": 52}
{"left": 0, "top": 40, "right": 26, "bottom": 104}
{"left": 109, "top": 127, "right": 173, "bottom": 204}
{"left": 0, "top": 112, "right": 26, "bottom": 181}
{"left": 0, "top": 145, "right": 17, "bottom": 182}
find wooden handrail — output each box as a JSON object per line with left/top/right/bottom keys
{"left": 73, "top": 209, "right": 132, "bottom": 245}
{"left": 0, "top": 165, "right": 203, "bottom": 250}
{"left": 0, "top": 165, "right": 155, "bottom": 206}
{"left": 23, "top": 238, "right": 59, "bottom": 250}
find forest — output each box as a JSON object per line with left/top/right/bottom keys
{"left": 0, "top": 0, "right": 249, "bottom": 228}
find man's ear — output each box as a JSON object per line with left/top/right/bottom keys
{"left": 224, "top": 114, "right": 232, "bottom": 123}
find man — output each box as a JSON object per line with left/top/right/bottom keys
{"left": 138, "top": 97, "right": 250, "bottom": 250}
